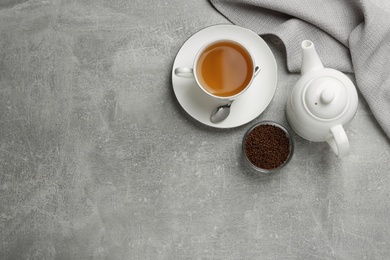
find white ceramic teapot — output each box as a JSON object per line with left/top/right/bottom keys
{"left": 286, "top": 40, "right": 358, "bottom": 157}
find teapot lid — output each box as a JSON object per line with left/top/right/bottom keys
{"left": 304, "top": 76, "right": 349, "bottom": 119}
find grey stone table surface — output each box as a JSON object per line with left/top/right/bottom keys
{"left": 1, "top": 1, "right": 390, "bottom": 259}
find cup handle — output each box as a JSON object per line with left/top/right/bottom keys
{"left": 326, "top": 124, "right": 350, "bottom": 158}
{"left": 174, "top": 67, "right": 194, "bottom": 78}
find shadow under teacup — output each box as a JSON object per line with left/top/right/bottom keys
{"left": 174, "top": 39, "right": 260, "bottom": 102}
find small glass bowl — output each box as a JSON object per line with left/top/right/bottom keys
{"left": 242, "top": 121, "right": 294, "bottom": 173}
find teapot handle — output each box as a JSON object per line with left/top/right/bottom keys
{"left": 326, "top": 124, "right": 350, "bottom": 158}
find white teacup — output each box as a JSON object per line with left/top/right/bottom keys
{"left": 174, "top": 39, "right": 260, "bottom": 101}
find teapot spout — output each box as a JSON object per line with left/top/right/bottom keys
{"left": 301, "top": 40, "right": 324, "bottom": 75}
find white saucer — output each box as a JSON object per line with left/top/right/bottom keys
{"left": 172, "top": 24, "right": 277, "bottom": 128}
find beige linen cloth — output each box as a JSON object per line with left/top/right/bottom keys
{"left": 209, "top": 0, "right": 390, "bottom": 139}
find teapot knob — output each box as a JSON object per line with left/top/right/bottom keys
{"left": 320, "top": 88, "right": 335, "bottom": 104}
{"left": 304, "top": 77, "right": 349, "bottom": 119}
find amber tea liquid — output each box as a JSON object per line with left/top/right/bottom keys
{"left": 196, "top": 41, "right": 254, "bottom": 97}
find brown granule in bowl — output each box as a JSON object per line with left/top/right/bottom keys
{"left": 244, "top": 124, "right": 291, "bottom": 170}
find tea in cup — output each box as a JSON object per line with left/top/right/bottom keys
{"left": 175, "top": 39, "right": 259, "bottom": 101}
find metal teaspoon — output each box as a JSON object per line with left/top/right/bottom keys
{"left": 210, "top": 100, "right": 233, "bottom": 124}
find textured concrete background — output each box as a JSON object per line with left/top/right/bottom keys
{"left": 1, "top": 0, "right": 390, "bottom": 259}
